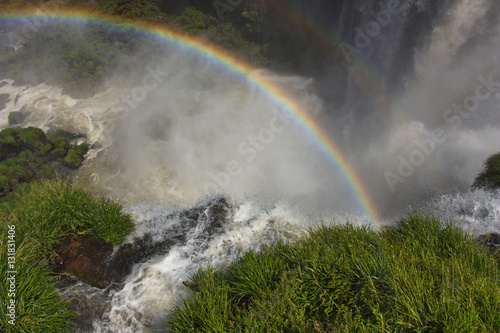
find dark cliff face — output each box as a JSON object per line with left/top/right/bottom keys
{"left": 273, "top": 0, "right": 449, "bottom": 95}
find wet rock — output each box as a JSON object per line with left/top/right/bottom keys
{"left": 55, "top": 234, "right": 114, "bottom": 289}
{"left": 106, "top": 234, "right": 179, "bottom": 283}
{"left": 8, "top": 111, "right": 29, "bottom": 125}
{"left": 108, "top": 197, "right": 231, "bottom": 283}
{"left": 52, "top": 197, "right": 232, "bottom": 289}
{"left": 478, "top": 233, "right": 500, "bottom": 267}
{"left": 46, "top": 129, "right": 87, "bottom": 142}
{"left": 62, "top": 149, "right": 84, "bottom": 169}
{"left": 48, "top": 254, "right": 65, "bottom": 273}
{"left": 0, "top": 127, "right": 90, "bottom": 197}
{"left": 0, "top": 93, "right": 9, "bottom": 110}
{"left": 478, "top": 233, "right": 500, "bottom": 250}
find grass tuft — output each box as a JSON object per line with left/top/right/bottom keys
{"left": 167, "top": 215, "right": 500, "bottom": 332}
{"left": 0, "top": 179, "right": 134, "bottom": 332}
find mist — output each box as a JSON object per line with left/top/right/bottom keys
{"left": 1, "top": 0, "right": 499, "bottom": 220}
{"left": 74, "top": 0, "right": 498, "bottom": 218}
{"left": 74, "top": 51, "right": 360, "bottom": 215}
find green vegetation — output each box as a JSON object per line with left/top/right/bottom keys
{"left": 0, "top": 0, "right": 50, "bottom": 11}
{"left": 0, "top": 7, "right": 267, "bottom": 97}
{"left": 473, "top": 152, "right": 500, "bottom": 190}
{"left": 96, "top": 0, "right": 162, "bottom": 20}
{"left": 0, "top": 127, "right": 88, "bottom": 197}
{"left": 168, "top": 214, "right": 500, "bottom": 332}
{"left": 0, "top": 179, "right": 134, "bottom": 332}
{"left": 171, "top": 7, "right": 267, "bottom": 66}
{"left": 0, "top": 24, "right": 163, "bottom": 97}
{"left": 0, "top": 1, "right": 270, "bottom": 97}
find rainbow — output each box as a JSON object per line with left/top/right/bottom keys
{"left": 0, "top": 8, "right": 381, "bottom": 221}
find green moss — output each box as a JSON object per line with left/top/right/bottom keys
{"left": 62, "top": 149, "right": 84, "bottom": 169}
{"left": 0, "top": 127, "right": 88, "bottom": 197}
{"left": 18, "top": 149, "right": 35, "bottom": 161}
{"left": 19, "top": 126, "right": 44, "bottom": 145}
{"left": 74, "top": 143, "right": 89, "bottom": 156}
{"left": 50, "top": 148, "right": 68, "bottom": 160}
{"left": 0, "top": 165, "right": 9, "bottom": 175}
{"left": 13, "top": 165, "right": 28, "bottom": 179}
{"left": 38, "top": 163, "right": 56, "bottom": 179}
{"left": 0, "top": 127, "right": 19, "bottom": 144}
{"left": 37, "top": 143, "right": 53, "bottom": 155}
{"left": 50, "top": 136, "right": 70, "bottom": 150}
{"left": 0, "top": 175, "right": 7, "bottom": 186}
{"left": 5, "top": 156, "right": 27, "bottom": 167}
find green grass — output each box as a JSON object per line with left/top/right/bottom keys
{"left": 167, "top": 215, "right": 500, "bottom": 332}
{"left": 0, "top": 179, "right": 135, "bottom": 332}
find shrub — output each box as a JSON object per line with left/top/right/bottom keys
{"left": 473, "top": 152, "right": 500, "bottom": 190}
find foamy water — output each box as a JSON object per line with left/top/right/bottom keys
{"left": 92, "top": 199, "right": 310, "bottom": 332}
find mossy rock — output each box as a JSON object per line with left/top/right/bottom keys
{"left": 19, "top": 127, "right": 45, "bottom": 144}
{"left": 6, "top": 156, "right": 28, "bottom": 168}
{"left": 0, "top": 165, "right": 9, "bottom": 175}
{"left": 74, "top": 143, "right": 89, "bottom": 156}
{"left": 62, "top": 149, "right": 84, "bottom": 169}
{"left": 18, "top": 127, "right": 53, "bottom": 155}
{"left": 0, "top": 127, "right": 19, "bottom": 145}
{"left": 38, "top": 163, "right": 57, "bottom": 179}
{"left": 18, "top": 149, "right": 36, "bottom": 161}
{"left": 49, "top": 148, "right": 68, "bottom": 160}
{"left": 0, "top": 126, "right": 88, "bottom": 197}
{"left": 50, "top": 136, "right": 70, "bottom": 150}
{"left": 0, "top": 175, "right": 8, "bottom": 186}
{"left": 37, "top": 143, "right": 53, "bottom": 156}
{"left": 13, "top": 165, "right": 29, "bottom": 180}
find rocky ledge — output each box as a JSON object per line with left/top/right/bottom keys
{"left": 0, "top": 126, "right": 88, "bottom": 197}
{"left": 52, "top": 197, "right": 231, "bottom": 289}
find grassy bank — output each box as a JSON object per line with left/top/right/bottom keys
{"left": 167, "top": 214, "right": 500, "bottom": 332}
{"left": 0, "top": 179, "right": 134, "bottom": 332}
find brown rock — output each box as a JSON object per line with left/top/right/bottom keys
{"left": 55, "top": 234, "right": 114, "bottom": 288}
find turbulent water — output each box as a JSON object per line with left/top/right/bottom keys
{"left": 1, "top": 0, "right": 500, "bottom": 331}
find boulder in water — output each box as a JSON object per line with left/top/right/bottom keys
{"left": 55, "top": 234, "right": 115, "bottom": 288}
{"left": 8, "top": 111, "right": 29, "bottom": 125}
{"left": 478, "top": 233, "right": 500, "bottom": 267}
{"left": 0, "top": 93, "right": 9, "bottom": 110}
